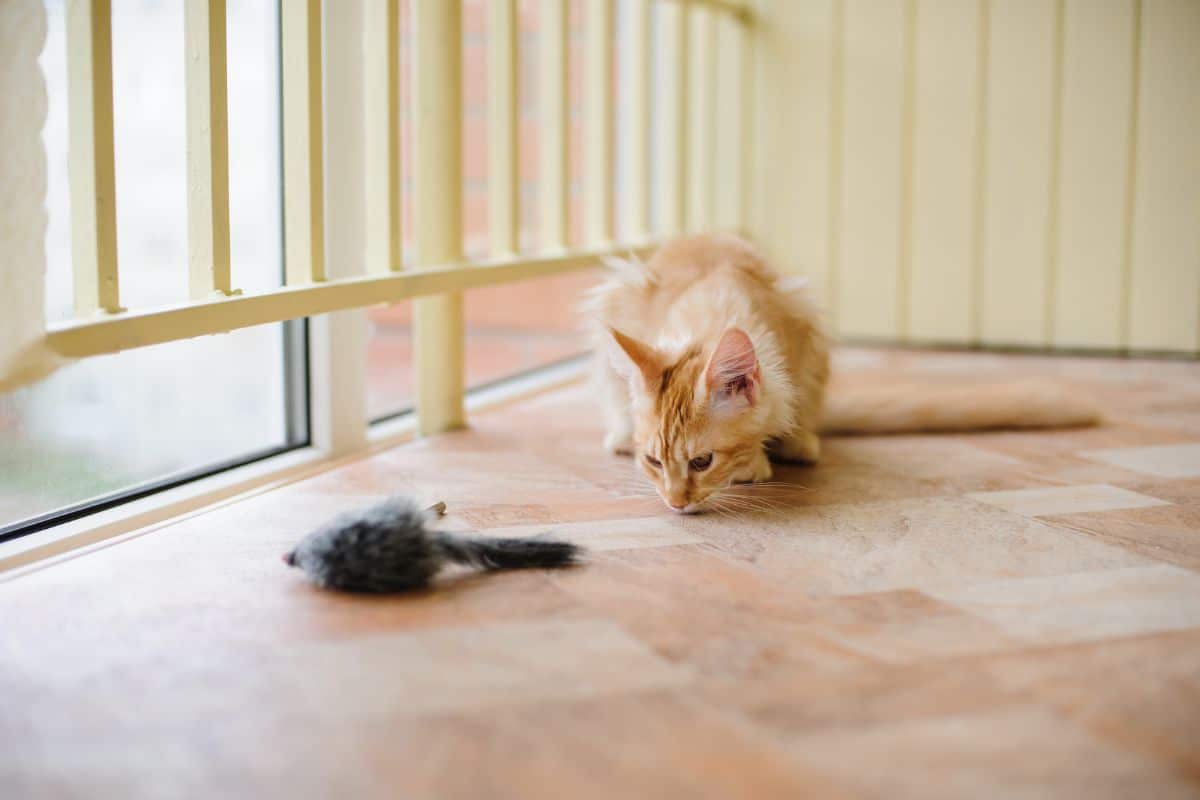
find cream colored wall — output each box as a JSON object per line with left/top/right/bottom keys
{"left": 751, "top": 0, "right": 1199, "bottom": 354}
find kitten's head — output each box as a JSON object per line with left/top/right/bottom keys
{"left": 608, "top": 327, "right": 765, "bottom": 513}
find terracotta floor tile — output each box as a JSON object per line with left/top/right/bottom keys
{"left": 978, "top": 631, "right": 1200, "bottom": 779}
{"left": 1135, "top": 410, "right": 1200, "bottom": 436}
{"left": 1084, "top": 443, "right": 1200, "bottom": 479}
{"left": 822, "top": 437, "right": 1058, "bottom": 495}
{"left": 709, "top": 659, "right": 1021, "bottom": 740}
{"left": 1117, "top": 477, "right": 1200, "bottom": 508}
{"left": 547, "top": 546, "right": 873, "bottom": 682}
{"left": 963, "top": 418, "right": 1191, "bottom": 461}
{"left": 795, "top": 590, "right": 1018, "bottom": 663}
{"left": 270, "top": 618, "right": 690, "bottom": 718}
{"left": 788, "top": 706, "right": 1199, "bottom": 800}
{"left": 1041, "top": 503, "right": 1200, "bottom": 570}
{"left": 709, "top": 496, "right": 1148, "bottom": 596}
{"left": 972, "top": 448, "right": 1161, "bottom": 486}
{"left": 931, "top": 564, "right": 1200, "bottom": 646}
{"left": 452, "top": 495, "right": 665, "bottom": 528}
{"left": 2, "top": 618, "right": 690, "bottom": 733}
{"left": 354, "top": 692, "right": 850, "bottom": 800}
{"left": 967, "top": 484, "right": 1170, "bottom": 517}
{"left": 477, "top": 515, "right": 703, "bottom": 552}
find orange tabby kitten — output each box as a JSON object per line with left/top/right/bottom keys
{"left": 588, "top": 234, "right": 1098, "bottom": 514}
{"left": 588, "top": 235, "right": 828, "bottom": 513}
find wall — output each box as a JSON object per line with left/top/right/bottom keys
{"left": 751, "top": 0, "right": 1199, "bottom": 355}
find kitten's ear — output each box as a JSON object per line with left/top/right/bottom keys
{"left": 704, "top": 328, "right": 760, "bottom": 414}
{"left": 607, "top": 327, "right": 664, "bottom": 391}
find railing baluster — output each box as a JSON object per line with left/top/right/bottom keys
{"left": 412, "top": 0, "right": 465, "bottom": 434}
{"left": 688, "top": 6, "right": 716, "bottom": 232}
{"left": 584, "top": 0, "right": 613, "bottom": 246}
{"left": 539, "top": 0, "right": 568, "bottom": 250}
{"left": 184, "top": 0, "right": 236, "bottom": 298}
{"left": 488, "top": 0, "right": 519, "bottom": 255}
{"left": 281, "top": 0, "right": 324, "bottom": 284}
{"left": 714, "top": 10, "right": 744, "bottom": 231}
{"left": 657, "top": 0, "right": 689, "bottom": 234}
{"left": 364, "top": 0, "right": 401, "bottom": 274}
{"left": 625, "top": 0, "right": 651, "bottom": 242}
{"left": 66, "top": 0, "right": 121, "bottom": 314}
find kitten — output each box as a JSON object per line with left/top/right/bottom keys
{"left": 587, "top": 234, "right": 1098, "bottom": 514}
{"left": 587, "top": 234, "right": 829, "bottom": 513}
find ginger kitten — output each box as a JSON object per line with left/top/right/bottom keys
{"left": 588, "top": 234, "right": 829, "bottom": 513}
{"left": 588, "top": 234, "right": 1098, "bottom": 514}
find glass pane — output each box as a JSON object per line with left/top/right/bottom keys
{"left": 464, "top": 270, "right": 598, "bottom": 389}
{"left": 367, "top": 302, "right": 414, "bottom": 420}
{"left": 0, "top": 326, "right": 294, "bottom": 529}
{"left": 1, "top": 2, "right": 301, "bottom": 532}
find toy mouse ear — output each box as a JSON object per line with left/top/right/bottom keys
{"left": 422, "top": 501, "right": 447, "bottom": 523}
{"left": 704, "top": 328, "right": 760, "bottom": 414}
{"left": 607, "top": 327, "right": 664, "bottom": 392}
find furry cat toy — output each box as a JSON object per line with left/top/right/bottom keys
{"left": 283, "top": 496, "right": 581, "bottom": 593}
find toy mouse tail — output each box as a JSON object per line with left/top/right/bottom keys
{"left": 435, "top": 533, "right": 582, "bottom": 571}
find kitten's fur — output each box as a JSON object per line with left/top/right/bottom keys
{"left": 587, "top": 234, "right": 1098, "bottom": 513}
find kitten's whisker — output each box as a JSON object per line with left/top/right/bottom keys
{"left": 708, "top": 493, "right": 791, "bottom": 517}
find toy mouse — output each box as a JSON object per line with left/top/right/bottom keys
{"left": 283, "top": 496, "right": 581, "bottom": 593}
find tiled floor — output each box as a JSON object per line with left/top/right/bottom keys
{"left": 2, "top": 348, "right": 1199, "bottom": 799}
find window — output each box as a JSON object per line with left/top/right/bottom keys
{"left": 0, "top": 1, "right": 306, "bottom": 537}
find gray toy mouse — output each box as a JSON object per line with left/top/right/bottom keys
{"left": 283, "top": 496, "right": 581, "bottom": 593}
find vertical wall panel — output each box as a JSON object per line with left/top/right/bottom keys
{"left": 907, "top": 0, "right": 981, "bottom": 342}
{"left": 713, "top": 12, "right": 745, "bottom": 233}
{"left": 1129, "top": 0, "right": 1200, "bottom": 352}
{"left": 979, "top": 0, "right": 1058, "bottom": 346}
{"left": 1052, "top": 0, "right": 1136, "bottom": 348}
{"left": 623, "top": 0, "right": 651, "bottom": 242}
{"left": 539, "top": 0, "right": 568, "bottom": 249}
{"left": 755, "top": 0, "right": 837, "bottom": 298}
{"left": 837, "top": 0, "right": 907, "bottom": 339}
{"left": 655, "top": 0, "right": 689, "bottom": 235}
{"left": 583, "top": 0, "right": 614, "bottom": 245}
{"left": 749, "top": 0, "right": 1194, "bottom": 354}
{"left": 687, "top": 8, "right": 716, "bottom": 233}
{"left": 488, "top": 0, "right": 518, "bottom": 255}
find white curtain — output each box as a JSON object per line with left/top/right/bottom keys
{"left": 0, "top": 0, "right": 62, "bottom": 392}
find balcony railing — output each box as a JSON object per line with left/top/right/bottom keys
{"left": 35, "top": 0, "right": 751, "bottom": 438}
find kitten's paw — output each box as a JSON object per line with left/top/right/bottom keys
{"left": 604, "top": 431, "right": 635, "bottom": 455}
{"left": 774, "top": 430, "right": 821, "bottom": 464}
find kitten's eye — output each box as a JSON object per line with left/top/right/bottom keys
{"left": 689, "top": 453, "right": 714, "bottom": 472}
{"left": 644, "top": 454, "right": 662, "bottom": 468}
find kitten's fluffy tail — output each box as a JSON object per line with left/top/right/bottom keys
{"left": 434, "top": 533, "right": 582, "bottom": 571}
{"left": 819, "top": 381, "right": 1101, "bottom": 435}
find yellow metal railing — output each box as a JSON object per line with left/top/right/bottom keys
{"left": 184, "top": 0, "right": 237, "bottom": 299}
{"left": 65, "top": 0, "right": 121, "bottom": 315}
{"left": 45, "top": 0, "right": 753, "bottom": 435}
